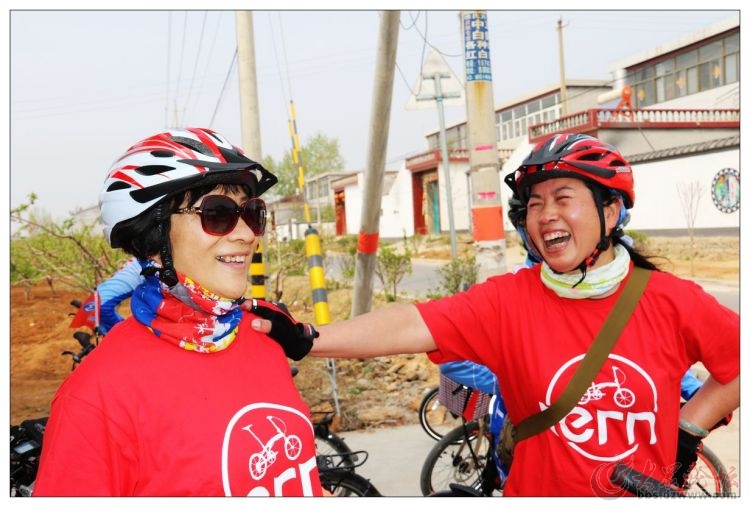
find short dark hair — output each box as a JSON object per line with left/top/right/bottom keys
{"left": 110, "top": 174, "right": 252, "bottom": 259}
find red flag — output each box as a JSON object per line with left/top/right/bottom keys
{"left": 69, "top": 292, "right": 100, "bottom": 332}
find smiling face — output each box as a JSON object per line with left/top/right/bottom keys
{"left": 525, "top": 177, "right": 620, "bottom": 273}
{"left": 167, "top": 187, "right": 258, "bottom": 299}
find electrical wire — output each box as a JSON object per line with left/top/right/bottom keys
{"left": 209, "top": 47, "right": 238, "bottom": 128}
{"left": 181, "top": 11, "right": 208, "bottom": 125}
{"left": 165, "top": 11, "right": 172, "bottom": 128}
{"left": 189, "top": 12, "right": 224, "bottom": 125}
{"left": 172, "top": 11, "right": 189, "bottom": 126}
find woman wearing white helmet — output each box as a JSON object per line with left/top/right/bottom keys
{"left": 253, "top": 133, "right": 739, "bottom": 496}
{"left": 34, "top": 127, "right": 323, "bottom": 496}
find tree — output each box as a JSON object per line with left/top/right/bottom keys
{"left": 676, "top": 181, "right": 702, "bottom": 277}
{"left": 10, "top": 193, "right": 130, "bottom": 292}
{"left": 374, "top": 243, "right": 413, "bottom": 302}
{"left": 262, "top": 133, "right": 346, "bottom": 199}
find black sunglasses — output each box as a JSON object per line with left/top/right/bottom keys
{"left": 176, "top": 195, "right": 266, "bottom": 236}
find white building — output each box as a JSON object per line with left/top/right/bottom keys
{"left": 334, "top": 14, "right": 739, "bottom": 239}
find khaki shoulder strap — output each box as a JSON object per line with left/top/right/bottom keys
{"left": 515, "top": 266, "right": 652, "bottom": 442}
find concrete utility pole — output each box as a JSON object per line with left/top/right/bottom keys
{"left": 236, "top": 11, "right": 267, "bottom": 302}
{"left": 236, "top": 11, "right": 262, "bottom": 159}
{"left": 557, "top": 17, "right": 568, "bottom": 118}
{"left": 461, "top": 10, "right": 507, "bottom": 282}
{"left": 350, "top": 11, "right": 400, "bottom": 317}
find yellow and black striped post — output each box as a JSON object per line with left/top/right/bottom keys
{"left": 304, "top": 226, "right": 330, "bottom": 326}
{"left": 288, "top": 100, "right": 312, "bottom": 225}
{"left": 249, "top": 241, "right": 266, "bottom": 300}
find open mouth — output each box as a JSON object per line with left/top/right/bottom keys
{"left": 543, "top": 231, "right": 571, "bottom": 250}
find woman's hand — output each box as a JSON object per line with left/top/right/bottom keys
{"left": 243, "top": 299, "right": 318, "bottom": 360}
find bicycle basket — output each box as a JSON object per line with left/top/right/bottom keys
{"left": 438, "top": 374, "right": 491, "bottom": 420}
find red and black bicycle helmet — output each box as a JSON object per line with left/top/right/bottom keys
{"left": 506, "top": 133, "right": 634, "bottom": 208}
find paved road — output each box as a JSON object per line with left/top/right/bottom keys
{"left": 338, "top": 412, "right": 740, "bottom": 497}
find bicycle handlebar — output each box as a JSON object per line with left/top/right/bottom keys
{"left": 610, "top": 463, "right": 683, "bottom": 497}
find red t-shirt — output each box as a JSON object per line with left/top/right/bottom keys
{"left": 417, "top": 264, "right": 738, "bottom": 496}
{"left": 34, "top": 316, "right": 321, "bottom": 497}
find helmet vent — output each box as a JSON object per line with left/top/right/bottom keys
{"left": 579, "top": 153, "right": 604, "bottom": 161}
{"left": 135, "top": 165, "right": 176, "bottom": 176}
{"left": 171, "top": 136, "right": 213, "bottom": 156}
{"left": 151, "top": 149, "right": 175, "bottom": 158}
{"left": 106, "top": 181, "right": 131, "bottom": 192}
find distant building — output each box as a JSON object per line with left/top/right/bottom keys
{"left": 399, "top": 14, "right": 739, "bottom": 238}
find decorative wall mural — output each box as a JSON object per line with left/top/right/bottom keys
{"left": 711, "top": 168, "right": 740, "bottom": 213}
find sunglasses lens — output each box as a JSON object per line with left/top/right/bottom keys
{"left": 242, "top": 198, "right": 266, "bottom": 235}
{"left": 200, "top": 196, "right": 240, "bottom": 235}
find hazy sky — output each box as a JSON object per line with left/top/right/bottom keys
{"left": 9, "top": 7, "right": 739, "bottom": 219}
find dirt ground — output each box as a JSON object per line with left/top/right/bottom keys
{"left": 9, "top": 235, "right": 739, "bottom": 430}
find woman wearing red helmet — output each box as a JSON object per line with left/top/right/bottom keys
{"left": 34, "top": 128, "right": 323, "bottom": 496}
{"left": 254, "top": 134, "right": 739, "bottom": 496}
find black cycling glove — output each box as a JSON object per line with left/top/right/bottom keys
{"left": 248, "top": 299, "right": 319, "bottom": 361}
{"left": 671, "top": 427, "right": 702, "bottom": 489}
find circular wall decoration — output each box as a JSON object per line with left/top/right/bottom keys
{"left": 711, "top": 168, "right": 740, "bottom": 213}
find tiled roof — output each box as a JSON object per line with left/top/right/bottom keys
{"left": 627, "top": 135, "right": 739, "bottom": 163}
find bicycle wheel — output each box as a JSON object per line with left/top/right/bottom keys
{"left": 419, "top": 420, "right": 492, "bottom": 496}
{"left": 418, "top": 387, "right": 463, "bottom": 441}
{"left": 684, "top": 444, "right": 733, "bottom": 496}
{"left": 320, "top": 470, "right": 382, "bottom": 497}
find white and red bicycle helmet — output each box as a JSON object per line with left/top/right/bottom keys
{"left": 100, "top": 127, "right": 276, "bottom": 247}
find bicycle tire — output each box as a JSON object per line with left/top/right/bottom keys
{"left": 685, "top": 444, "right": 733, "bottom": 496}
{"left": 419, "top": 420, "right": 492, "bottom": 496}
{"left": 319, "top": 470, "right": 382, "bottom": 497}
{"left": 418, "top": 387, "right": 463, "bottom": 441}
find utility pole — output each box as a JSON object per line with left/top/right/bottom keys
{"left": 557, "top": 17, "right": 568, "bottom": 117}
{"left": 236, "top": 11, "right": 262, "bottom": 158}
{"left": 350, "top": 11, "right": 400, "bottom": 317}
{"left": 236, "top": 11, "right": 266, "bottom": 302}
{"left": 461, "top": 10, "right": 507, "bottom": 282}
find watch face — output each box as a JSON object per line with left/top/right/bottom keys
{"left": 711, "top": 168, "right": 740, "bottom": 214}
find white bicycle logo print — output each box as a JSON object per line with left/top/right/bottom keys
{"left": 579, "top": 366, "right": 636, "bottom": 408}
{"left": 243, "top": 415, "right": 303, "bottom": 480}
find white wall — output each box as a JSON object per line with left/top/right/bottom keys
{"left": 379, "top": 166, "right": 415, "bottom": 239}
{"left": 343, "top": 174, "right": 364, "bottom": 235}
{"left": 629, "top": 149, "right": 739, "bottom": 232}
{"left": 438, "top": 161, "right": 471, "bottom": 233}
{"left": 653, "top": 84, "right": 740, "bottom": 110}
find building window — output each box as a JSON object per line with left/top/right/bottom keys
{"left": 625, "top": 29, "right": 738, "bottom": 106}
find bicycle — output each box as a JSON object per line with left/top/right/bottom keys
{"left": 422, "top": 380, "right": 734, "bottom": 498}
{"left": 62, "top": 299, "right": 102, "bottom": 369}
{"left": 420, "top": 411, "right": 504, "bottom": 496}
{"left": 317, "top": 450, "right": 382, "bottom": 496}
{"left": 422, "top": 404, "right": 733, "bottom": 497}
{"left": 418, "top": 366, "right": 494, "bottom": 441}
{"left": 311, "top": 410, "right": 356, "bottom": 468}
{"left": 610, "top": 459, "right": 734, "bottom": 497}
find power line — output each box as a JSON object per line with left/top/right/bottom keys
{"left": 209, "top": 47, "right": 238, "bottom": 128}
{"left": 181, "top": 11, "right": 208, "bottom": 125}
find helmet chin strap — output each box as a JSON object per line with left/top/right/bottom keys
{"left": 153, "top": 203, "right": 179, "bottom": 288}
